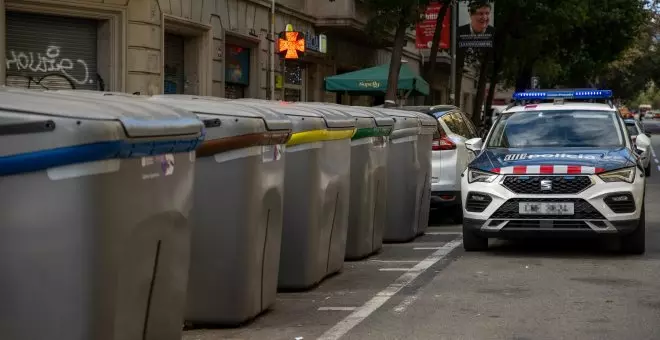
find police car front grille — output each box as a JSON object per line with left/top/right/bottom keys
{"left": 502, "top": 176, "right": 592, "bottom": 194}
{"left": 490, "top": 198, "right": 605, "bottom": 220}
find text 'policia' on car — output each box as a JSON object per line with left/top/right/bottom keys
{"left": 460, "top": 89, "right": 651, "bottom": 254}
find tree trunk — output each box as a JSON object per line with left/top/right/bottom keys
{"left": 484, "top": 51, "right": 502, "bottom": 121}
{"left": 484, "top": 23, "right": 507, "bottom": 121}
{"left": 454, "top": 49, "right": 465, "bottom": 107}
{"left": 472, "top": 50, "right": 491, "bottom": 127}
{"left": 424, "top": 0, "right": 451, "bottom": 105}
{"left": 515, "top": 62, "right": 534, "bottom": 91}
{"left": 384, "top": 11, "right": 409, "bottom": 107}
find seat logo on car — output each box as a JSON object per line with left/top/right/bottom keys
{"left": 540, "top": 179, "right": 553, "bottom": 191}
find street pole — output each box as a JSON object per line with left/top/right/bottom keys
{"left": 270, "top": 0, "right": 276, "bottom": 100}
{"left": 449, "top": 0, "right": 458, "bottom": 105}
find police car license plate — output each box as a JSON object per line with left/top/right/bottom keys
{"left": 519, "top": 202, "right": 574, "bottom": 215}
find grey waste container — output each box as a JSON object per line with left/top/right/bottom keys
{"left": 410, "top": 112, "right": 438, "bottom": 236}
{"left": 298, "top": 103, "right": 394, "bottom": 260}
{"left": 148, "top": 95, "right": 292, "bottom": 326}
{"left": 0, "top": 88, "right": 203, "bottom": 340}
{"left": 231, "top": 99, "right": 355, "bottom": 290}
{"left": 372, "top": 107, "right": 425, "bottom": 242}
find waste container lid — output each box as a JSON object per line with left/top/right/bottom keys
{"left": 233, "top": 99, "right": 356, "bottom": 129}
{"left": 149, "top": 95, "right": 291, "bottom": 131}
{"left": 298, "top": 103, "right": 395, "bottom": 128}
{"left": 4, "top": 89, "right": 203, "bottom": 138}
{"left": 410, "top": 111, "right": 439, "bottom": 127}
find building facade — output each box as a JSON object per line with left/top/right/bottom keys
{"left": 0, "top": 0, "right": 476, "bottom": 107}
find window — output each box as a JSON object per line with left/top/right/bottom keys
{"left": 487, "top": 110, "right": 624, "bottom": 148}
{"left": 281, "top": 60, "right": 306, "bottom": 102}
{"left": 450, "top": 112, "right": 473, "bottom": 137}
{"left": 441, "top": 113, "right": 460, "bottom": 134}
{"left": 224, "top": 44, "right": 250, "bottom": 99}
{"left": 460, "top": 112, "right": 478, "bottom": 138}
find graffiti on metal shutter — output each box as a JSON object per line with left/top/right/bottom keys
{"left": 6, "top": 45, "right": 92, "bottom": 89}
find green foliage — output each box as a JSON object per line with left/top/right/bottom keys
{"left": 362, "top": 0, "right": 429, "bottom": 42}
{"left": 495, "top": 0, "right": 649, "bottom": 90}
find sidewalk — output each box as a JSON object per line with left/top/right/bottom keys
{"left": 182, "top": 226, "right": 462, "bottom": 340}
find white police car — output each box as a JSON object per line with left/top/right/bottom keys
{"left": 460, "top": 90, "right": 651, "bottom": 254}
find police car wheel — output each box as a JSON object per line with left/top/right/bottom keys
{"left": 462, "top": 227, "right": 488, "bottom": 251}
{"left": 620, "top": 205, "right": 646, "bottom": 255}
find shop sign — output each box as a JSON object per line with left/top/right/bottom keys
{"left": 304, "top": 31, "right": 327, "bottom": 54}
{"left": 358, "top": 80, "right": 381, "bottom": 89}
{"left": 278, "top": 31, "right": 305, "bottom": 59}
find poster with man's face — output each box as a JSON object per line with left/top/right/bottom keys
{"left": 458, "top": 0, "right": 495, "bottom": 48}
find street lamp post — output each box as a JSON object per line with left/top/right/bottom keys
{"left": 449, "top": 0, "right": 458, "bottom": 105}
{"left": 270, "top": 0, "right": 276, "bottom": 100}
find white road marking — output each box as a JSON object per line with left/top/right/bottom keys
{"left": 654, "top": 158, "right": 659, "bottom": 163}
{"left": 317, "top": 238, "right": 463, "bottom": 340}
{"left": 318, "top": 307, "right": 357, "bottom": 311}
{"left": 393, "top": 294, "right": 421, "bottom": 314}
{"left": 425, "top": 231, "right": 462, "bottom": 235}
{"left": 414, "top": 247, "right": 443, "bottom": 250}
{"left": 369, "top": 260, "right": 419, "bottom": 264}
{"left": 379, "top": 268, "right": 412, "bottom": 272}
{"left": 657, "top": 165, "right": 660, "bottom": 172}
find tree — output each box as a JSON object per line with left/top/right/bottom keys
{"left": 494, "top": 0, "right": 648, "bottom": 90}
{"left": 601, "top": 4, "right": 660, "bottom": 101}
{"left": 424, "top": 0, "right": 451, "bottom": 105}
{"left": 363, "top": 0, "right": 430, "bottom": 106}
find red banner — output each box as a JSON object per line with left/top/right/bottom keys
{"left": 416, "top": 2, "right": 450, "bottom": 50}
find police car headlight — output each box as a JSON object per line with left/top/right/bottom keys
{"left": 598, "top": 167, "right": 636, "bottom": 183}
{"left": 467, "top": 168, "right": 498, "bottom": 183}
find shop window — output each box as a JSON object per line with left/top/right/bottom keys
{"left": 282, "top": 61, "right": 305, "bottom": 102}
{"left": 224, "top": 44, "right": 250, "bottom": 99}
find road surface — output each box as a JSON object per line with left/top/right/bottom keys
{"left": 183, "top": 135, "right": 660, "bottom": 340}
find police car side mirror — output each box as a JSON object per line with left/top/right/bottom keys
{"left": 635, "top": 133, "right": 651, "bottom": 153}
{"left": 465, "top": 137, "right": 483, "bottom": 152}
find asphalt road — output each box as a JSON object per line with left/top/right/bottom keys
{"left": 183, "top": 135, "right": 660, "bottom": 340}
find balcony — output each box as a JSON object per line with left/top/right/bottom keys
{"left": 309, "top": 0, "right": 374, "bottom": 43}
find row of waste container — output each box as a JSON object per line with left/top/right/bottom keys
{"left": 0, "top": 88, "right": 438, "bottom": 340}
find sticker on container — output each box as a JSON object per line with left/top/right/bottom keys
{"left": 141, "top": 154, "right": 175, "bottom": 180}
{"left": 373, "top": 136, "right": 389, "bottom": 148}
{"left": 141, "top": 156, "right": 155, "bottom": 167}
{"left": 262, "top": 144, "right": 283, "bottom": 163}
{"left": 160, "top": 154, "right": 175, "bottom": 176}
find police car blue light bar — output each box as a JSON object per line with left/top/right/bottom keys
{"left": 512, "top": 89, "right": 613, "bottom": 101}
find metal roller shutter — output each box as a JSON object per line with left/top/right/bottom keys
{"left": 5, "top": 11, "right": 98, "bottom": 90}
{"left": 164, "top": 34, "right": 185, "bottom": 94}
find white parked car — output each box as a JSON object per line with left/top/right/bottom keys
{"left": 400, "top": 105, "right": 479, "bottom": 222}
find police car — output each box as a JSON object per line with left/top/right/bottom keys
{"left": 460, "top": 90, "right": 651, "bottom": 254}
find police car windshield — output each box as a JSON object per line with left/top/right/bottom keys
{"left": 487, "top": 110, "right": 624, "bottom": 148}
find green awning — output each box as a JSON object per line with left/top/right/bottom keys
{"left": 324, "top": 63, "right": 430, "bottom": 96}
